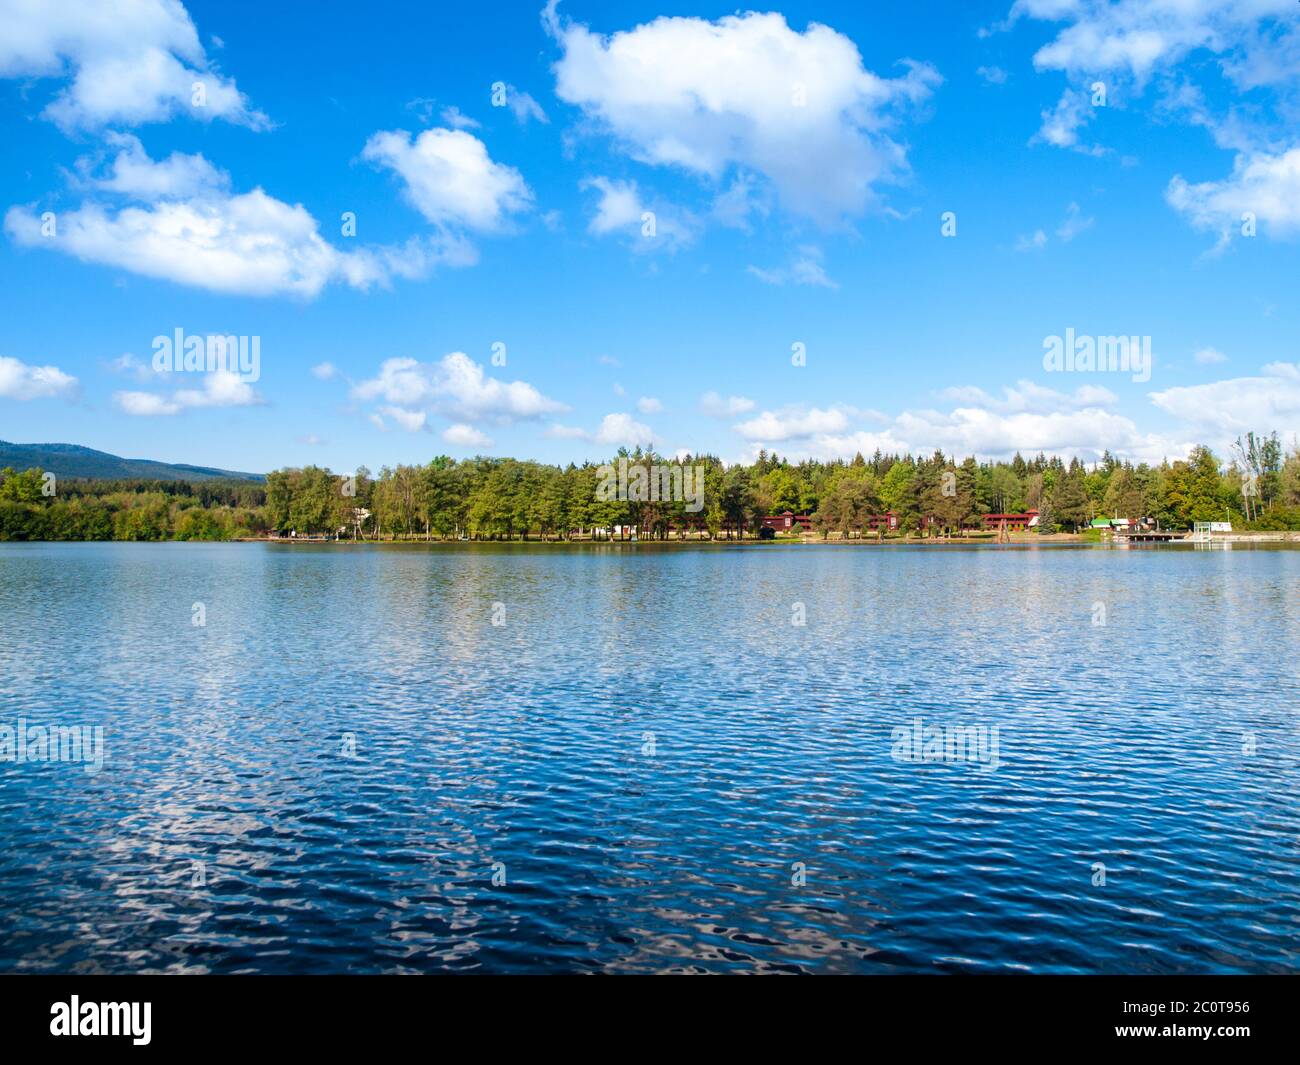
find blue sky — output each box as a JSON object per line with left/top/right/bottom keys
{"left": 1, "top": 0, "right": 1298, "bottom": 474}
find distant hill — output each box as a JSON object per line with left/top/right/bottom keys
{"left": 0, "top": 441, "right": 264, "bottom": 482}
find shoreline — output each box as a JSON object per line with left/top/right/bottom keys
{"left": 221, "top": 529, "right": 1299, "bottom": 546}
{"left": 8, "top": 532, "right": 1300, "bottom": 547}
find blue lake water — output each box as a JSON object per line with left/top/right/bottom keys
{"left": 2, "top": 540, "right": 1299, "bottom": 973}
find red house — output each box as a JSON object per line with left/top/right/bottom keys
{"left": 761, "top": 511, "right": 813, "bottom": 532}
{"left": 981, "top": 510, "right": 1038, "bottom": 532}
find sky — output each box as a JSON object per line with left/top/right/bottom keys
{"left": 1, "top": 0, "right": 1298, "bottom": 475}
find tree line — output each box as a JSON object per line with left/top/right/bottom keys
{"left": 2, "top": 432, "right": 1299, "bottom": 542}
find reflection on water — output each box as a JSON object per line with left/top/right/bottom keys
{"left": 1, "top": 541, "right": 1299, "bottom": 973}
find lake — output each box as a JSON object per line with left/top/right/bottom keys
{"left": 2, "top": 540, "right": 1298, "bottom": 973}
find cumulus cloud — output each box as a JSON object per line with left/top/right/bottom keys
{"left": 731, "top": 380, "right": 1187, "bottom": 464}
{"left": 114, "top": 369, "right": 262, "bottom": 416}
{"left": 0, "top": 354, "right": 78, "bottom": 400}
{"left": 1167, "top": 148, "right": 1300, "bottom": 244}
{"left": 735, "top": 405, "right": 854, "bottom": 441}
{"left": 0, "top": 0, "right": 268, "bottom": 131}
{"left": 544, "top": 412, "right": 654, "bottom": 447}
{"left": 699, "top": 391, "right": 755, "bottom": 417}
{"left": 580, "top": 176, "right": 698, "bottom": 250}
{"left": 5, "top": 138, "right": 463, "bottom": 298}
{"left": 89, "top": 131, "right": 227, "bottom": 198}
{"left": 636, "top": 396, "right": 662, "bottom": 414}
{"left": 380, "top": 406, "right": 427, "bottom": 432}
{"left": 1149, "top": 362, "right": 1300, "bottom": 435}
{"left": 594, "top": 412, "right": 654, "bottom": 446}
{"left": 310, "top": 362, "right": 337, "bottom": 380}
{"left": 544, "top": 423, "right": 589, "bottom": 440}
{"left": 936, "top": 379, "right": 1117, "bottom": 413}
{"left": 547, "top": 5, "right": 940, "bottom": 225}
{"left": 443, "top": 423, "right": 494, "bottom": 448}
{"left": 352, "top": 352, "right": 565, "bottom": 426}
{"left": 888, "top": 405, "right": 1178, "bottom": 463}
{"left": 362, "top": 127, "right": 533, "bottom": 231}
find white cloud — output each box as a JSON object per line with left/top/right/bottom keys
{"left": 310, "top": 361, "right": 337, "bottom": 380}
{"left": 351, "top": 352, "right": 565, "bottom": 425}
{"left": 731, "top": 365, "right": 1300, "bottom": 465}
{"left": 976, "top": 65, "right": 1009, "bottom": 85}
{"left": 382, "top": 406, "right": 427, "bottom": 432}
{"left": 594, "top": 411, "right": 654, "bottom": 447}
{"left": 1167, "top": 148, "right": 1300, "bottom": 243}
{"left": 1012, "top": 0, "right": 1298, "bottom": 90}
{"left": 1149, "top": 362, "right": 1300, "bottom": 435}
{"left": 580, "top": 176, "right": 698, "bottom": 251}
{"left": 1055, "top": 201, "right": 1094, "bottom": 241}
{"left": 548, "top": 6, "right": 940, "bottom": 225}
{"left": 439, "top": 105, "right": 480, "bottom": 130}
{"left": 107, "top": 351, "right": 153, "bottom": 381}
{"left": 443, "top": 423, "right": 494, "bottom": 448}
{"left": 1015, "top": 202, "right": 1093, "bottom": 250}
{"left": 735, "top": 405, "right": 853, "bottom": 441}
{"left": 91, "top": 132, "right": 227, "bottom": 199}
{"left": 890, "top": 405, "right": 1176, "bottom": 463}
{"left": 747, "top": 244, "right": 838, "bottom": 288}
{"left": 583, "top": 176, "right": 641, "bottom": 234}
{"left": 1033, "top": 88, "right": 1105, "bottom": 154}
{"left": 636, "top": 396, "right": 662, "bottom": 414}
{"left": 699, "top": 391, "right": 755, "bottom": 417}
{"left": 0, "top": 354, "right": 78, "bottom": 400}
{"left": 753, "top": 408, "right": 1181, "bottom": 466}
{"left": 114, "top": 390, "right": 179, "bottom": 416}
{"left": 730, "top": 378, "right": 1186, "bottom": 463}
{"left": 1009, "top": 2, "right": 1299, "bottom": 156}
{"left": 362, "top": 127, "right": 532, "bottom": 231}
{"left": 1193, "top": 347, "right": 1228, "bottom": 366}
{"left": 936, "top": 379, "right": 1118, "bottom": 413}
{"left": 1015, "top": 228, "right": 1049, "bottom": 252}
{"left": 501, "top": 85, "right": 548, "bottom": 125}
{"left": 0, "top": 0, "right": 268, "bottom": 131}
{"left": 114, "top": 369, "right": 262, "bottom": 416}
{"left": 544, "top": 412, "right": 655, "bottom": 447}
{"left": 6, "top": 140, "right": 463, "bottom": 298}
{"left": 711, "top": 172, "right": 771, "bottom": 231}
{"left": 544, "top": 423, "right": 589, "bottom": 439}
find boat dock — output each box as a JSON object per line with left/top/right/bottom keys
{"left": 1115, "top": 530, "right": 1183, "bottom": 543}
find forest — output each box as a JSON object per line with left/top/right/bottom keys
{"left": 2, "top": 433, "right": 1299, "bottom": 542}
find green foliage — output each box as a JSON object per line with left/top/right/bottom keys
{"left": 3, "top": 434, "right": 1300, "bottom": 542}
